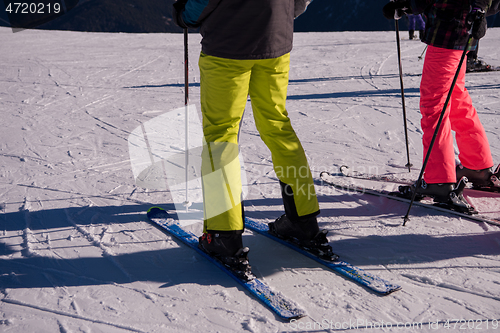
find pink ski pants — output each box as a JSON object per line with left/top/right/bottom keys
{"left": 420, "top": 45, "right": 493, "bottom": 183}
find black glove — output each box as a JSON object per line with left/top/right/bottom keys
{"left": 465, "top": 7, "right": 487, "bottom": 39}
{"left": 173, "top": 0, "right": 189, "bottom": 29}
{"left": 383, "top": 0, "right": 412, "bottom": 20}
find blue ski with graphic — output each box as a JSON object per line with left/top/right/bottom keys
{"left": 146, "top": 207, "right": 306, "bottom": 320}
{"left": 244, "top": 217, "right": 401, "bottom": 295}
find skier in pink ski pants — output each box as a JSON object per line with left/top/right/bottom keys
{"left": 384, "top": 0, "right": 500, "bottom": 202}
{"left": 420, "top": 45, "right": 493, "bottom": 184}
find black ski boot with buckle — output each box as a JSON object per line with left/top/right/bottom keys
{"left": 199, "top": 232, "right": 255, "bottom": 281}
{"left": 456, "top": 164, "right": 500, "bottom": 192}
{"left": 397, "top": 177, "right": 477, "bottom": 215}
{"left": 268, "top": 214, "right": 338, "bottom": 261}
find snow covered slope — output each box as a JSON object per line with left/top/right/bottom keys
{"left": 1, "top": 27, "right": 499, "bottom": 332}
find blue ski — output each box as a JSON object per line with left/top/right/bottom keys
{"left": 146, "top": 207, "right": 306, "bottom": 320}
{"left": 244, "top": 217, "right": 401, "bottom": 295}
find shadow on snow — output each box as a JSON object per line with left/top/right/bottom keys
{"left": 1, "top": 197, "right": 499, "bottom": 290}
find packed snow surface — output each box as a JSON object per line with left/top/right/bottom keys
{"left": 1, "top": 27, "right": 500, "bottom": 332}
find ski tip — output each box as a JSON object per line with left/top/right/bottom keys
{"left": 340, "top": 165, "right": 349, "bottom": 171}
{"left": 147, "top": 206, "right": 169, "bottom": 218}
{"left": 269, "top": 295, "right": 307, "bottom": 321}
{"left": 383, "top": 285, "right": 403, "bottom": 295}
{"left": 339, "top": 165, "right": 351, "bottom": 176}
{"left": 285, "top": 311, "right": 308, "bottom": 321}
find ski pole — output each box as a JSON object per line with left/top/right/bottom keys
{"left": 418, "top": 45, "right": 428, "bottom": 60}
{"left": 403, "top": 33, "right": 473, "bottom": 226}
{"left": 395, "top": 19, "right": 412, "bottom": 172}
{"left": 183, "top": 27, "right": 192, "bottom": 211}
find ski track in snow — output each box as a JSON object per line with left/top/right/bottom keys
{"left": 1, "top": 27, "right": 500, "bottom": 332}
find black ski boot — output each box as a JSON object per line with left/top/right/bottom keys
{"left": 466, "top": 58, "right": 493, "bottom": 73}
{"left": 456, "top": 164, "right": 500, "bottom": 192}
{"left": 268, "top": 214, "right": 338, "bottom": 261}
{"left": 397, "top": 177, "right": 477, "bottom": 214}
{"left": 199, "top": 232, "right": 255, "bottom": 281}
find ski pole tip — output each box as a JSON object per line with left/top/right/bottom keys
{"left": 402, "top": 215, "right": 410, "bottom": 226}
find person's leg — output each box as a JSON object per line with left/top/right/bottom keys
{"left": 416, "top": 14, "right": 425, "bottom": 30}
{"left": 249, "top": 53, "right": 319, "bottom": 233}
{"left": 448, "top": 56, "right": 494, "bottom": 186}
{"left": 408, "top": 15, "right": 416, "bottom": 39}
{"left": 416, "top": 14, "right": 425, "bottom": 40}
{"left": 199, "top": 53, "right": 251, "bottom": 238}
{"left": 449, "top": 63, "right": 493, "bottom": 171}
{"left": 419, "top": 45, "right": 460, "bottom": 184}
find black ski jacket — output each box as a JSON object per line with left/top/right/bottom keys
{"left": 174, "top": 0, "right": 310, "bottom": 60}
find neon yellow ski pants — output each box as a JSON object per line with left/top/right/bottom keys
{"left": 200, "top": 52, "right": 319, "bottom": 232}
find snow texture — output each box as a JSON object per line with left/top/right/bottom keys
{"left": 1, "top": 27, "right": 500, "bottom": 332}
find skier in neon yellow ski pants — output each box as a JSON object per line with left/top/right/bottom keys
{"left": 200, "top": 52, "right": 320, "bottom": 234}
